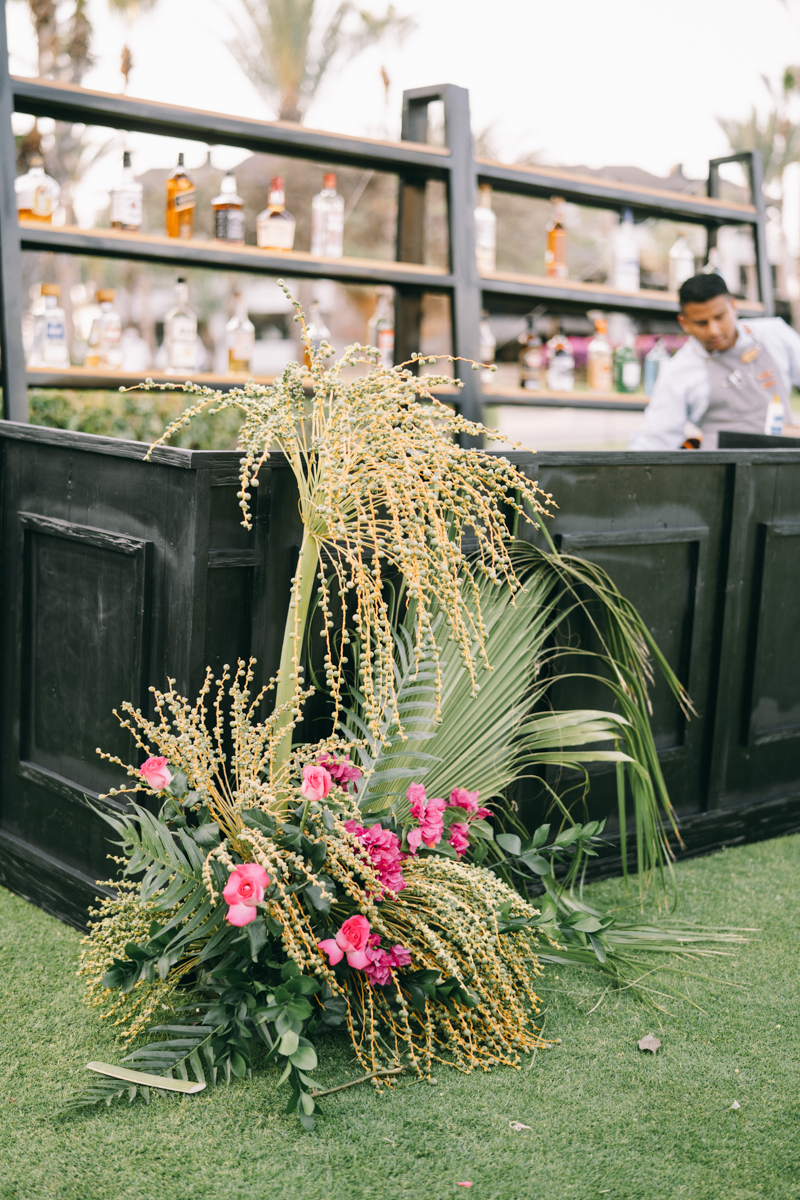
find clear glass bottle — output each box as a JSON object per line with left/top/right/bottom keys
{"left": 27, "top": 283, "right": 69, "bottom": 368}
{"left": 85, "top": 289, "right": 122, "bottom": 369}
{"left": 367, "top": 291, "right": 394, "bottom": 369}
{"left": 613, "top": 207, "right": 639, "bottom": 291}
{"left": 311, "top": 172, "right": 344, "bottom": 257}
{"left": 643, "top": 337, "right": 670, "bottom": 397}
{"left": 587, "top": 318, "right": 612, "bottom": 392}
{"left": 226, "top": 292, "right": 255, "bottom": 374}
{"left": 518, "top": 317, "right": 543, "bottom": 389}
{"left": 166, "top": 152, "right": 196, "bottom": 240}
{"left": 164, "top": 277, "right": 198, "bottom": 374}
{"left": 15, "top": 155, "right": 60, "bottom": 222}
{"left": 668, "top": 234, "right": 695, "bottom": 294}
{"left": 764, "top": 393, "right": 785, "bottom": 437}
{"left": 613, "top": 332, "right": 641, "bottom": 393}
{"left": 212, "top": 172, "right": 245, "bottom": 244}
{"left": 256, "top": 176, "right": 296, "bottom": 252}
{"left": 545, "top": 330, "right": 575, "bottom": 391}
{"left": 479, "top": 311, "right": 496, "bottom": 382}
{"left": 474, "top": 183, "right": 497, "bottom": 275}
{"left": 109, "top": 151, "right": 143, "bottom": 232}
{"left": 545, "top": 196, "right": 568, "bottom": 279}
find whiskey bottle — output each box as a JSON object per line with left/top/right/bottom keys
{"left": 109, "top": 151, "right": 143, "bottom": 231}
{"left": 367, "top": 291, "right": 394, "bottom": 369}
{"left": 166, "top": 153, "right": 196, "bottom": 239}
{"left": 15, "top": 155, "right": 60, "bottom": 223}
{"left": 164, "top": 277, "right": 198, "bottom": 374}
{"left": 212, "top": 172, "right": 245, "bottom": 244}
{"left": 311, "top": 173, "right": 344, "bottom": 257}
{"left": 226, "top": 293, "right": 255, "bottom": 374}
{"left": 587, "top": 318, "right": 612, "bottom": 392}
{"left": 613, "top": 207, "right": 639, "bottom": 291}
{"left": 518, "top": 318, "right": 543, "bottom": 389}
{"left": 545, "top": 196, "right": 568, "bottom": 279}
{"left": 85, "top": 289, "right": 122, "bottom": 369}
{"left": 256, "top": 176, "right": 296, "bottom": 251}
{"left": 474, "top": 184, "right": 497, "bottom": 275}
{"left": 28, "top": 283, "right": 69, "bottom": 368}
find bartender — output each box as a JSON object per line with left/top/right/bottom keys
{"left": 629, "top": 272, "right": 800, "bottom": 449}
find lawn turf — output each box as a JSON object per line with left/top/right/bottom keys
{"left": 0, "top": 834, "right": 798, "bottom": 1200}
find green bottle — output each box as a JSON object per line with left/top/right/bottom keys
{"left": 613, "top": 333, "right": 641, "bottom": 393}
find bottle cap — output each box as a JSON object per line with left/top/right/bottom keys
{"left": 323, "top": 173, "right": 336, "bottom": 189}
{"left": 270, "top": 175, "right": 285, "bottom": 192}
{"left": 221, "top": 172, "right": 237, "bottom": 194}
{"left": 177, "top": 152, "right": 185, "bottom": 167}
{"left": 97, "top": 288, "right": 115, "bottom": 302}
{"left": 595, "top": 318, "right": 607, "bottom": 334}
{"left": 177, "top": 276, "right": 186, "bottom": 284}
{"left": 123, "top": 151, "right": 132, "bottom": 168}
{"left": 41, "top": 283, "right": 60, "bottom": 297}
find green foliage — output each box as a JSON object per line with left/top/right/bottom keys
{"left": 29, "top": 388, "right": 242, "bottom": 449}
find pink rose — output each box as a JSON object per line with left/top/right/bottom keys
{"left": 318, "top": 914, "right": 372, "bottom": 969}
{"left": 139, "top": 756, "right": 173, "bottom": 791}
{"left": 448, "top": 787, "right": 480, "bottom": 814}
{"left": 301, "top": 763, "right": 332, "bottom": 801}
{"left": 448, "top": 821, "right": 471, "bottom": 857}
{"left": 222, "top": 863, "right": 269, "bottom": 926}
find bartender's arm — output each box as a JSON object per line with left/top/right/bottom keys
{"left": 628, "top": 347, "right": 708, "bottom": 450}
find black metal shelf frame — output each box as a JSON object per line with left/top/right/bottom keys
{"left": 0, "top": 4, "right": 774, "bottom": 427}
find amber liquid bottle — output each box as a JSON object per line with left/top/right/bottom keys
{"left": 165, "top": 153, "right": 196, "bottom": 239}
{"left": 545, "top": 196, "right": 568, "bottom": 279}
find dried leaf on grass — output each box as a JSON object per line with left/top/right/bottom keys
{"left": 638, "top": 1033, "right": 662, "bottom": 1053}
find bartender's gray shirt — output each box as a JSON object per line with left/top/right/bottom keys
{"left": 628, "top": 318, "right": 800, "bottom": 450}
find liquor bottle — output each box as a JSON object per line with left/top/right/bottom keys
{"left": 474, "top": 183, "right": 497, "bottom": 275}
{"left": 164, "top": 277, "right": 198, "bottom": 374}
{"left": 518, "top": 318, "right": 543, "bottom": 389}
{"left": 212, "top": 172, "right": 245, "bottom": 244}
{"left": 367, "top": 291, "right": 394, "bottom": 369}
{"left": 668, "top": 234, "right": 695, "bottom": 293}
{"left": 545, "top": 196, "right": 568, "bottom": 279}
{"left": 545, "top": 330, "right": 575, "bottom": 391}
{"left": 764, "top": 393, "right": 784, "bottom": 437}
{"left": 613, "top": 332, "right": 641, "bottom": 393}
{"left": 643, "top": 337, "right": 670, "bottom": 397}
{"left": 166, "top": 152, "right": 196, "bottom": 239}
{"left": 587, "top": 318, "right": 612, "bottom": 392}
{"left": 226, "top": 293, "right": 255, "bottom": 374}
{"left": 310, "top": 172, "right": 344, "bottom": 257}
{"left": 613, "top": 207, "right": 639, "bottom": 291}
{"left": 304, "top": 300, "right": 332, "bottom": 369}
{"left": 27, "top": 283, "right": 69, "bottom": 368}
{"left": 15, "top": 155, "right": 60, "bottom": 222}
{"left": 479, "top": 310, "right": 496, "bottom": 382}
{"left": 85, "top": 289, "right": 122, "bottom": 369}
{"left": 256, "top": 176, "right": 296, "bottom": 252}
{"left": 109, "top": 151, "right": 143, "bottom": 231}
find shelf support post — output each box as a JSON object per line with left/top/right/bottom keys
{"left": 708, "top": 151, "right": 774, "bottom": 317}
{"left": 0, "top": 2, "right": 28, "bottom": 422}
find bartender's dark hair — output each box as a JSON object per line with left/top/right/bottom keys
{"left": 679, "top": 273, "right": 730, "bottom": 308}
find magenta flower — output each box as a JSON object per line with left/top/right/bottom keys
{"left": 362, "top": 936, "right": 412, "bottom": 985}
{"left": 448, "top": 787, "right": 481, "bottom": 814}
{"left": 318, "top": 914, "right": 372, "bottom": 969}
{"left": 139, "top": 756, "right": 173, "bottom": 791}
{"left": 300, "top": 763, "right": 332, "bottom": 801}
{"left": 448, "top": 821, "right": 471, "bottom": 857}
{"left": 222, "top": 863, "right": 270, "bottom": 926}
{"left": 345, "top": 820, "right": 406, "bottom": 895}
{"left": 406, "top": 783, "right": 446, "bottom": 850}
{"left": 318, "top": 753, "right": 362, "bottom": 793}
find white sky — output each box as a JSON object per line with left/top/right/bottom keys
{"left": 6, "top": 0, "right": 800, "bottom": 196}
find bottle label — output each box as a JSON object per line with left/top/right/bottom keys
{"left": 622, "top": 360, "right": 641, "bottom": 389}
{"left": 33, "top": 185, "right": 54, "bottom": 218}
{"left": 231, "top": 331, "right": 254, "bottom": 361}
{"left": 110, "top": 189, "right": 142, "bottom": 227}
{"left": 258, "top": 216, "right": 296, "bottom": 251}
{"left": 168, "top": 316, "right": 196, "bottom": 343}
{"left": 43, "top": 318, "right": 67, "bottom": 363}
{"left": 173, "top": 189, "right": 196, "bottom": 212}
{"left": 216, "top": 207, "right": 244, "bottom": 242}
{"left": 167, "top": 325, "right": 196, "bottom": 368}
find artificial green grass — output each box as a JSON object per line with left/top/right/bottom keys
{"left": 1, "top": 835, "right": 798, "bottom": 1200}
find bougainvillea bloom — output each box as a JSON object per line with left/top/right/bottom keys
{"left": 406, "top": 783, "right": 446, "bottom": 850}
{"left": 344, "top": 820, "right": 406, "bottom": 894}
{"left": 139, "top": 756, "right": 173, "bottom": 791}
{"left": 300, "top": 763, "right": 332, "bottom": 801}
{"left": 318, "top": 914, "right": 372, "bottom": 969}
{"left": 448, "top": 821, "right": 471, "bottom": 857}
{"left": 362, "top": 935, "right": 412, "bottom": 985}
{"left": 222, "top": 863, "right": 270, "bottom": 926}
{"left": 448, "top": 787, "right": 480, "bottom": 813}
{"left": 318, "top": 753, "right": 362, "bottom": 793}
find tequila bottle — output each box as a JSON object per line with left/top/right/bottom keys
{"left": 311, "top": 173, "right": 344, "bottom": 257}
{"left": 28, "top": 284, "right": 69, "bottom": 368}
{"left": 85, "top": 289, "right": 122, "bottom": 369}
{"left": 518, "top": 318, "right": 543, "bottom": 389}
{"left": 587, "top": 318, "right": 612, "bottom": 392}
{"left": 109, "top": 151, "right": 143, "bottom": 231}
{"left": 15, "top": 156, "right": 60, "bottom": 222}
{"left": 166, "top": 152, "right": 196, "bottom": 239}
{"left": 212, "top": 172, "right": 245, "bottom": 244}
{"left": 226, "top": 293, "right": 255, "bottom": 374}
{"left": 474, "top": 184, "right": 497, "bottom": 274}
{"left": 367, "top": 291, "right": 394, "bottom": 369}
{"left": 545, "top": 330, "right": 575, "bottom": 391}
{"left": 613, "top": 207, "right": 639, "bottom": 291}
{"left": 256, "top": 176, "right": 296, "bottom": 251}
{"left": 668, "top": 234, "right": 695, "bottom": 293}
{"left": 164, "top": 277, "right": 198, "bottom": 374}
{"left": 545, "top": 196, "right": 568, "bottom": 279}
